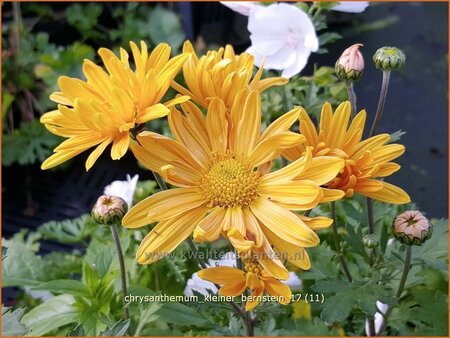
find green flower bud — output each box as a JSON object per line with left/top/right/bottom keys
{"left": 373, "top": 47, "right": 406, "bottom": 71}
{"left": 392, "top": 210, "right": 432, "bottom": 246}
{"left": 92, "top": 195, "right": 128, "bottom": 226}
{"left": 335, "top": 43, "right": 364, "bottom": 82}
{"left": 363, "top": 234, "right": 379, "bottom": 249}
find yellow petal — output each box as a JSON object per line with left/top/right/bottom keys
{"left": 110, "top": 133, "right": 130, "bottom": 160}
{"left": 260, "top": 148, "right": 312, "bottom": 184}
{"left": 235, "top": 90, "right": 261, "bottom": 155}
{"left": 375, "top": 163, "right": 401, "bottom": 177}
{"left": 250, "top": 197, "right": 319, "bottom": 247}
{"left": 264, "top": 279, "right": 291, "bottom": 305}
{"left": 219, "top": 281, "right": 246, "bottom": 297}
{"left": 250, "top": 132, "right": 305, "bottom": 166}
{"left": 261, "top": 108, "right": 300, "bottom": 142}
{"left": 136, "top": 206, "right": 206, "bottom": 264}
{"left": 320, "top": 188, "right": 345, "bottom": 203}
{"left": 296, "top": 156, "right": 344, "bottom": 185}
{"left": 370, "top": 144, "right": 405, "bottom": 166}
{"left": 41, "top": 148, "right": 86, "bottom": 170}
{"left": 298, "top": 215, "right": 333, "bottom": 230}
{"left": 206, "top": 98, "right": 228, "bottom": 153}
{"left": 326, "top": 101, "right": 351, "bottom": 148}
{"left": 258, "top": 181, "right": 322, "bottom": 210}
{"left": 85, "top": 137, "right": 113, "bottom": 171}
{"left": 194, "top": 207, "right": 227, "bottom": 242}
{"left": 123, "top": 187, "right": 205, "bottom": 228}
{"left": 255, "top": 237, "right": 289, "bottom": 280}
{"left": 242, "top": 209, "right": 264, "bottom": 248}
{"left": 263, "top": 229, "right": 312, "bottom": 270}
{"left": 245, "top": 286, "right": 264, "bottom": 311}
{"left": 361, "top": 181, "right": 410, "bottom": 204}
{"left": 299, "top": 107, "right": 319, "bottom": 146}
{"left": 198, "top": 267, "right": 246, "bottom": 285}
{"left": 136, "top": 104, "right": 170, "bottom": 124}
{"left": 354, "top": 179, "right": 384, "bottom": 192}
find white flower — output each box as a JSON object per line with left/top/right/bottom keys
{"left": 285, "top": 271, "right": 302, "bottom": 291}
{"left": 246, "top": 3, "right": 319, "bottom": 78}
{"left": 332, "top": 1, "right": 369, "bottom": 13}
{"left": 365, "top": 301, "right": 389, "bottom": 336}
{"left": 103, "top": 174, "right": 139, "bottom": 208}
{"left": 221, "top": 1, "right": 255, "bottom": 16}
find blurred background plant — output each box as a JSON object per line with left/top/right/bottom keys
{"left": 2, "top": 1, "right": 448, "bottom": 337}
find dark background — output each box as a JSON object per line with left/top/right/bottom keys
{"left": 2, "top": 2, "right": 448, "bottom": 247}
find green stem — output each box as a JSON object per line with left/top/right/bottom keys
{"left": 330, "top": 202, "right": 352, "bottom": 282}
{"left": 370, "top": 71, "right": 391, "bottom": 137}
{"left": 366, "top": 198, "right": 375, "bottom": 235}
{"left": 376, "top": 246, "right": 412, "bottom": 335}
{"left": 110, "top": 223, "right": 130, "bottom": 321}
{"left": 346, "top": 82, "right": 357, "bottom": 118}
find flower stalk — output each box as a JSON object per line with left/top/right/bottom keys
{"left": 369, "top": 70, "right": 391, "bottom": 137}
{"left": 110, "top": 223, "right": 130, "bottom": 320}
{"left": 330, "top": 202, "right": 352, "bottom": 282}
{"left": 376, "top": 246, "right": 412, "bottom": 335}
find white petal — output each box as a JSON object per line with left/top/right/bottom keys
{"left": 283, "top": 271, "right": 302, "bottom": 291}
{"left": 207, "top": 251, "right": 237, "bottom": 268}
{"left": 220, "top": 1, "right": 257, "bottom": 16}
{"left": 281, "top": 48, "right": 311, "bottom": 78}
{"left": 183, "top": 273, "right": 218, "bottom": 296}
{"left": 332, "top": 1, "right": 369, "bottom": 13}
{"left": 103, "top": 174, "right": 139, "bottom": 207}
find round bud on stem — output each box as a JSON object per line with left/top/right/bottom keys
{"left": 363, "top": 234, "right": 379, "bottom": 249}
{"left": 373, "top": 47, "right": 406, "bottom": 71}
{"left": 392, "top": 210, "right": 432, "bottom": 246}
{"left": 92, "top": 195, "right": 128, "bottom": 226}
{"left": 335, "top": 43, "right": 365, "bottom": 82}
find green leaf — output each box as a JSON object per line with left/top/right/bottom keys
{"left": 2, "top": 120, "right": 61, "bottom": 166}
{"left": 2, "top": 232, "right": 47, "bottom": 286}
{"left": 65, "top": 3, "right": 104, "bottom": 40}
{"left": 21, "top": 295, "right": 79, "bottom": 336}
{"left": 318, "top": 32, "right": 342, "bottom": 47}
{"left": 2, "top": 306, "right": 29, "bottom": 336}
{"left": 67, "top": 324, "right": 85, "bottom": 336}
{"left": 320, "top": 287, "right": 355, "bottom": 323}
{"left": 2, "top": 92, "right": 14, "bottom": 118}
{"left": 38, "top": 214, "right": 95, "bottom": 244}
{"left": 134, "top": 302, "right": 161, "bottom": 336}
{"left": 148, "top": 6, "right": 184, "bottom": 53}
{"left": 32, "top": 280, "right": 92, "bottom": 298}
{"left": 157, "top": 302, "right": 210, "bottom": 327}
{"left": 100, "top": 319, "right": 130, "bottom": 336}
{"left": 95, "top": 245, "right": 115, "bottom": 278}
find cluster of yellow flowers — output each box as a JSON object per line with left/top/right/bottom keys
{"left": 41, "top": 41, "right": 410, "bottom": 310}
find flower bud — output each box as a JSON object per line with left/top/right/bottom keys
{"left": 335, "top": 43, "right": 364, "bottom": 82}
{"left": 392, "top": 210, "right": 432, "bottom": 246}
{"left": 363, "top": 234, "right": 379, "bottom": 249}
{"left": 373, "top": 46, "right": 406, "bottom": 71}
{"left": 92, "top": 195, "right": 128, "bottom": 226}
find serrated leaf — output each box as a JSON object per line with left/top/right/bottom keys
{"left": 38, "top": 214, "right": 94, "bottom": 244}
{"left": 2, "top": 233, "right": 47, "bottom": 287}
{"left": 67, "top": 324, "right": 85, "bottom": 336}
{"left": 2, "top": 246, "right": 7, "bottom": 260}
{"left": 2, "top": 306, "right": 29, "bottom": 336}
{"left": 320, "top": 286, "right": 356, "bottom": 323}
{"left": 318, "top": 32, "right": 342, "bottom": 46}
{"left": 21, "top": 295, "right": 79, "bottom": 336}
{"left": 32, "top": 279, "right": 92, "bottom": 298}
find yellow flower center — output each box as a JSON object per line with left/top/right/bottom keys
{"left": 199, "top": 153, "right": 259, "bottom": 208}
{"left": 243, "top": 259, "right": 263, "bottom": 277}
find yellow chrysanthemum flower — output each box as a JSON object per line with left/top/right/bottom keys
{"left": 284, "top": 101, "right": 410, "bottom": 204}
{"left": 122, "top": 90, "right": 345, "bottom": 279}
{"left": 171, "top": 41, "right": 288, "bottom": 109}
{"left": 198, "top": 256, "right": 291, "bottom": 311}
{"left": 40, "top": 41, "right": 189, "bottom": 171}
